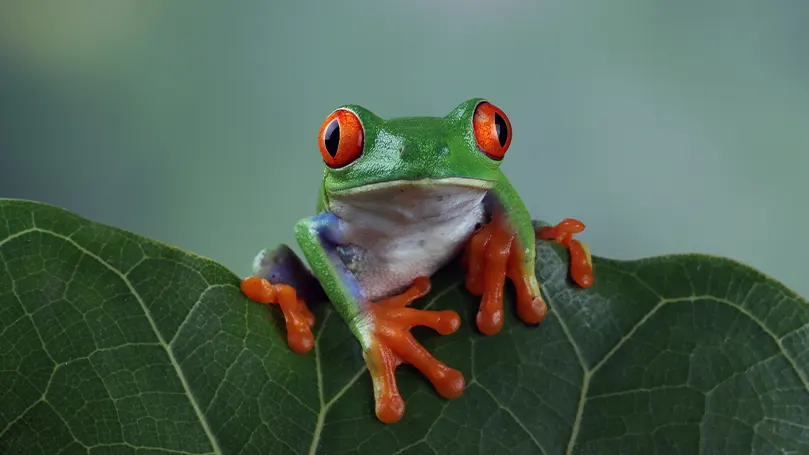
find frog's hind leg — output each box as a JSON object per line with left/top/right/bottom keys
{"left": 241, "top": 245, "right": 324, "bottom": 354}
{"left": 535, "top": 218, "right": 594, "bottom": 288}
{"left": 252, "top": 244, "right": 327, "bottom": 303}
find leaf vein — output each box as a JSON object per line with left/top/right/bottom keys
{"left": 170, "top": 285, "right": 233, "bottom": 347}
{"left": 308, "top": 308, "right": 333, "bottom": 455}
{"left": 476, "top": 382, "right": 548, "bottom": 455}
{"left": 33, "top": 228, "right": 225, "bottom": 455}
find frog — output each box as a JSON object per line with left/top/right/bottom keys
{"left": 240, "top": 98, "right": 594, "bottom": 424}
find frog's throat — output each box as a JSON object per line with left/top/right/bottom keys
{"left": 330, "top": 177, "right": 494, "bottom": 196}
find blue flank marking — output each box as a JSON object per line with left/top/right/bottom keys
{"left": 309, "top": 212, "right": 365, "bottom": 302}
{"left": 482, "top": 191, "right": 502, "bottom": 216}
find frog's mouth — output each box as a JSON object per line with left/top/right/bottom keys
{"left": 331, "top": 177, "right": 494, "bottom": 196}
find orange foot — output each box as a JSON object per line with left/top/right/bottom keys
{"left": 241, "top": 277, "right": 316, "bottom": 354}
{"left": 363, "top": 276, "right": 465, "bottom": 423}
{"left": 536, "top": 218, "right": 594, "bottom": 288}
{"left": 461, "top": 212, "right": 548, "bottom": 336}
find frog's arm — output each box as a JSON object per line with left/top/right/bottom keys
{"left": 298, "top": 180, "right": 366, "bottom": 324}
{"left": 294, "top": 212, "right": 364, "bottom": 322}
{"left": 294, "top": 209, "right": 465, "bottom": 424}
{"left": 462, "top": 173, "right": 593, "bottom": 335}
{"left": 461, "top": 175, "right": 546, "bottom": 335}
{"left": 492, "top": 177, "right": 543, "bottom": 285}
{"left": 488, "top": 176, "right": 539, "bottom": 275}
{"left": 243, "top": 180, "right": 464, "bottom": 423}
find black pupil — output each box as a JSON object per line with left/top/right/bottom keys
{"left": 494, "top": 112, "right": 508, "bottom": 147}
{"left": 324, "top": 120, "right": 340, "bottom": 157}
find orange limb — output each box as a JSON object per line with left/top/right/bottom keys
{"left": 241, "top": 277, "right": 316, "bottom": 354}
{"left": 461, "top": 213, "right": 548, "bottom": 336}
{"left": 536, "top": 218, "right": 594, "bottom": 288}
{"left": 364, "top": 276, "right": 464, "bottom": 423}
{"left": 507, "top": 241, "right": 549, "bottom": 325}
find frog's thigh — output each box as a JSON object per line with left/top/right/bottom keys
{"left": 252, "top": 244, "right": 326, "bottom": 303}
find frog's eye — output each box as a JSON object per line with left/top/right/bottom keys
{"left": 472, "top": 102, "right": 512, "bottom": 160}
{"left": 318, "top": 109, "right": 364, "bottom": 168}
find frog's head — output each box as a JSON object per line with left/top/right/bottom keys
{"left": 317, "top": 98, "right": 512, "bottom": 196}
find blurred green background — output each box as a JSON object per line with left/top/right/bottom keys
{"left": 1, "top": 1, "right": 807, "bottom": 297}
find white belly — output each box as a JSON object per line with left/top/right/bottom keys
{"left": 329, "top": 181, "right": 488, "bottom": 301}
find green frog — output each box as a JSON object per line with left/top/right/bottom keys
{"left": 241, "top": 98, "right": 594, "bottom": 423}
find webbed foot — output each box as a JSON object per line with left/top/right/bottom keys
{"left": 536, "top": 218, "right": 594, "bottom": 288}
{"left": 360, "top": 276, "right": 465, "bottom": 423}
{"left": 241, "top": 277, "right": 316, "bottom": 354}
{"left": 461, "top": 213, "right": 548, "bottom": 335}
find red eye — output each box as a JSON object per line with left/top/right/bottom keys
{"left": 473, "top": 102, "right": 512, "bottom": 160}
{"left": 318, "top": 109, "right": 364, "bottom": 168}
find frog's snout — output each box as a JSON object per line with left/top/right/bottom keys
{"left": 399, "top": 140, "right": 449, "bottom": 158}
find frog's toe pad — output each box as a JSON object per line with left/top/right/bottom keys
{"left": 240, "top": 277, "right": 315, "bottom": 354}
{"left": 519, "top": 295, "right": 548, "bottom": 324}
{"left": 363, "top": 277, "right": 466, "bottom": 423}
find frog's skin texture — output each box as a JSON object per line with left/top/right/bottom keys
{"left": 241, "top": 98, "right": 594, "bottom": 423}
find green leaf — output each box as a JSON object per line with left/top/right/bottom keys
{"left": 1, "top": 199, "right": 807, "bottom": 455}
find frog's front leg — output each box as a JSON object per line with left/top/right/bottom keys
{"left": 462, "top": 211, "right": 549, "bottom": 335}
{"left": 461, "top": 184, "right": 595, "bottom": 335}
{"left": 295, "top": 212, "right": 465, "bottom": 423}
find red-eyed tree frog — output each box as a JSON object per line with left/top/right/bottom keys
{"left": 241, "top": 98, "right": 594, "bottom": 424}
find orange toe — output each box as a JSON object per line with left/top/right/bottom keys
{"left": 366, "top": 343, "right": 406, "bottom": 424}
{"left": 241, "top": 277, "right": 316, "bottom": 354}
{"left": 476, "top": 302, "right": 504, "bottom": 336}
{"left": 536, "top": 218, "right": 595, "bottom": 289}
{"left": 241, "top": 277, "right": 275, "bottom": 304}
{"left": 363, "top": 277, "right": 466, "bottom": 423}
{"left": 536, "top": 217, "right": 585, "bottom": 242}
{"left": 376, "top": 393, "right": 406, "bottom": 424}
{"left": 568, "top": 239, "right": 594, "bottom": 288}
